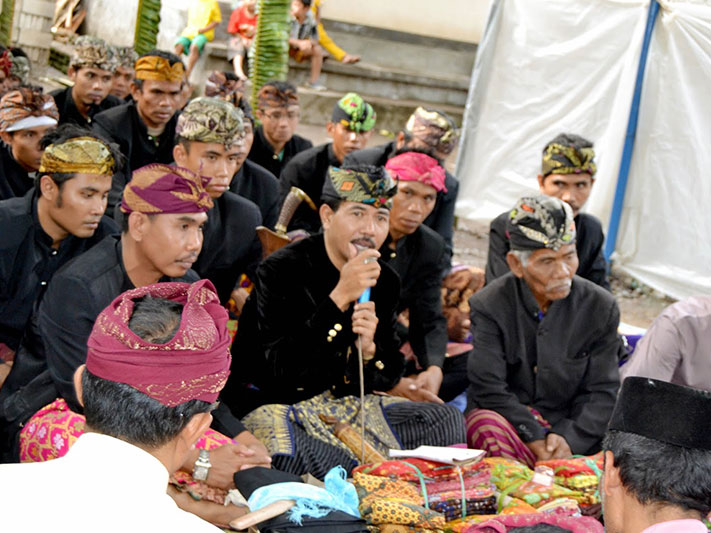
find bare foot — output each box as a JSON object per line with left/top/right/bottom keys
{"left": 341, "top": 54, "right": 360, "bottom": 64}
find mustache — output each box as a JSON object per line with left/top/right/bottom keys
{"left": 546, "top": 279, "right": 572, "bottom": 291}
{"left": 176, "top": 254, "right": 198, "bottom": 263}
{"left": 351, "top": 237, "right": 377, "bottom": 249}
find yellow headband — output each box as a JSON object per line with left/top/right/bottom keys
{"left": 39, "top": 136, "right": 115, "bottom": 176}
{"left": 134, "top": 56, "right": 185, "bottom": 83}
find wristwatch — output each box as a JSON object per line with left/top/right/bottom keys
{"left": 192, "top": 449, "right": 211, "bottom": 481}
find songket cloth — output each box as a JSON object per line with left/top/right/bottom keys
{"left": 460, "top": 508, "right": 603, "bottom": 533}
{"left": 19, "top": 397, "right": 236, "bottom": 504}
{"left": 243, "top": 392, "right": 465, "bottom": 480}
{"left": 536, "top": 453, "right": 604, "bottom": 506}
{"left": 466, "top": 408, "right": 551, "bottom": 469}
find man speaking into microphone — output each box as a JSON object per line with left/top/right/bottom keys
{"left": 224, "top": 164, "right": 465, "bottom": 478}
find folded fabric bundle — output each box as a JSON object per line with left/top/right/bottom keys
{"left": 354, "top": 458, "right": 488, "bottom": 483}
{"left": 459, "top": 508, "right": 604, "bottom": 533}
{"left": 536, "top": 454, "right": 604, "bottom": 506}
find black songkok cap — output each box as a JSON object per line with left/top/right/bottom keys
{"left": 609, "top": 377, "right": 711, "bottom": 450}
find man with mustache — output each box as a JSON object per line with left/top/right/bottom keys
{"left": 0, "top": 164, "right": 205, "bottom": 462}
{"left": 50, "top": 36, "right": 122, "bottom": 128}
{"left": 226, "top": 165, "right": 465, "bottom": 479}
{"left": 465, "top": 195, "right": 621, "bottom": 467}
{"left": 93, "top": 50, "right": 185, "bottom": 210}
{"left": 0, "top": 126, "right": 119, "bottom": 388}
{"left": 486, "top": 133, "right": 609, "bottom": 289}
{"left": 279, "top": 92, "right": 377, "bottom": 234}
{"left": 172, "top": 97, "right": 262, "bottom": 308}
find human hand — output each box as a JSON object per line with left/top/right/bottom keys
{"left": 414, "top": 366, "right": 443, "bottom": 396}
{"left": 545, "top": 433, "right": 572, "bottom": 459}
{"left": 341, "top": 54, "right": 360, "bottom": 64}
{"left": 525, "top": 439, "right": 551, "bottom": 461}
{"left": 185, "top": 443, "right": 271, "bottom": 490}
{"left": 352, "top": 301, "right": 377, "bottom": 358}
{"left": 228, "top": 287, "right": 249, "bottom": 314}
{"left": 384, "top": 377, "right": 444, "bottom": 404}
{"left": 330, "top": 248, "right": 381, "bottom": 310}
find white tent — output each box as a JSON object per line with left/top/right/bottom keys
{"left": 455, "top": 0, "right": 711, "bottom": 300}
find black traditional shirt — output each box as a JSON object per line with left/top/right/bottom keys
{"left": 0, "top": 144, "right": 33, "bottom": 201}
{"left": 0, "top": 190, "right": 118, "bottom": 351}
{"left": 193, "top": 191, "right": 263, "bottom": 304}
{"left": 344, "top": 141, "right": 459, "bottom": 250}
{"left": 279, "top": 142, "right": 340, "bottom": 233}
{"left": 466, "top": 273, "right": 621, "bottom": 454}
{"left": 246, "top": 125, "right": 312, "bottom": 180}
{"left": 485, "top": 211, "right": 610, "bottom": 290}
{"left": 50, "top": 86, "right": 122, "bottom": 128}
{"left": 226, "top": 234, "right": 404, "bottom": 415}
{"left": 380, "top": 225, "right": 450, "bottom": 369}
{"left": 230, "top": 159, "right": 280, "bottom": 230}
{"left": 92, "top": 102, "right": 180, "bottom": 209}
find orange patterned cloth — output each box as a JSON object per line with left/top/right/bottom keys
{"left": 0, "top": 88, "right": 59, "bottom": 132}
{"left": 134, "top": 55, "right": 185, "bottom": 82}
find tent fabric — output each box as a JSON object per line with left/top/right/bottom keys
{"left": 455, "top": 0, "right": 711, "bottom": 299}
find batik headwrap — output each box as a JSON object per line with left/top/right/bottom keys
{"left": 121, "top": 163, "right": 213, "bottom": 214}
{"left": 134, "top": 55, "right": 185, "bottom": 82}
{"left": 176, "top": 97, "right": 245, "bottom": 149}
{"left": 507, "top": 195, "right": 576, "bottom": 251}
{"left": 205, "top": 71, "right": 247, "bottom": 106}
{"left": 0, "top": 88, "right": 59, "bottom": 132}
{"left": 331, "top": 92, "right": 376, "bottom": 133}
{"left": 70, "top": 36, "right": 117, "bottom": 72}
{"left": 257, "top": 83, "right": 299, "bottom": 109}
{"left": 86, "top": 279, "right": 231, "bottom": 406}
{"left": 609, "top": 377, "right": 711, "bottom": 450}
{"left": 322, "top": 165, "right": 397, "bottom": 210}
{"left": 405, "top": 107, "right": 459, "bottom": 155}
{"left": 39, "top": 136, "right": 116, "bottom": 176}
{"left": 9, "top": 55, "right": 30, "bottom": 84}
{"left": 0, "top": 50, "right": 11, "bottom": 77}
{"left": 385, "top": 152, "right": 446, "bottom": 193}
{"left": 114, "top": 46, "right": 138, "bottom": 69}
{"left": 542, "top": 142, "right": 597, "bottom": 177}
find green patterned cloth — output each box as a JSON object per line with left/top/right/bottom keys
{"left": 507, "top": 195, "right": 576, "bottom": 251}
{"left": 322, "top": 165, "right": 397, "bottom": 209}
{"left": 331, "top": 92, "right": 376, "bottom": 133}
{"left": 542, "top": 139, "right": 597, "bottom": 177}
{"left": 176, "top": 97, "right": 245, "bottom": 148}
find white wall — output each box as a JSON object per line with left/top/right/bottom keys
{"left": 83, "top": 0, "right": 140, "bottom": 47}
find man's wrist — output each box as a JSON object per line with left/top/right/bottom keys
{"left": 329, "top": 288, "right": 349, "bottom": 311}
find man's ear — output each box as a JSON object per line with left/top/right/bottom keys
{"left": 128, "top": 211, "right": 149, "bottom": 241}
{"left": 325, "top": 122, "right": 335, "bottom": 139}
{"left": 536, "top": 173, "right": 545, "bottom": 191}
{"left": 506, "top": 251, "right": 525, "bottom": 278}
{"left": 603, "top": 450, "right": 622, "bottom": 495}
{"left": 319, "top": 203, "right": 334, "bottom": 229}
{"left": 39, "top": 175, "right": 58, "bottom": 202}
{"left": 73, "top": 365, "right": 86, "bottom": 408}
{"left": 395, "top": 131, "right": 406, "bottom": 150}
{"left": 129, "top": 81, "right": 141, "bottom": 102}
{"left": 0, "top": 131, "right": 12, "bottom": 146}
{"left": 67, "top": 66, "right": 77, "bottom": 82}
{"left": 173, "top": 143, "right": 187, "bottom": 166}
{"left": 180, "top": 412, "right": 213, "bottom": 450}
{"left": 255, "top": 108, "right": 265, "bottom": 122}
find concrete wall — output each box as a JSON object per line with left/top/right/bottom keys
{"left": 156, "top": 0, "right": 190, "bottom": 51}
{"left": 83, "top": 0, "right": 140, "bottom": 47}
{"left": 320, "top": 0, "right": 491, "bottom": 44}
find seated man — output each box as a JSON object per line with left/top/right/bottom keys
{"left": 466, "top": 195, "right": 621, "bottom": 467}
{"left": 173, "top": 97, "right": 262, "bottom": 306}
{"left": 227, "top": 165, "right": 465, "bottom": 479}
{"left": 0, "top": 280, "right": 232, "bottom": 531}
{"left": 602, "top": 377, "right": 711, "bottom": 533}
{"left": 174, "top": 0, "right": 222, "bottom": 80}
{"left": 621, "top": 295, "right": 711, "bottom": 390}
{"left": 93, "top": 49, "right": 185, "bottom": 209}
{"left": 345, "top": 106, "right": 460, "bottom": 250}
{"left": 247, "top": 81, "right": 313, "bottom": 179}
{"left": 280, "top": 92, "right": 376, "bottom": 233}
{"left": 0, "top": 87, "right": 59, "bottom": 201}
{"left": 0, "top": 125, "right": 119, "bottom": 376}
{"left": 51, "top": 36, "right": 122, "bottom": 127}
{"left": 289, "top": 0, "right": 326, "bottom": 90}
{"left": 380, "top": 152, "right": 459, "bottom": 400}
{"left": 486, "top": 133, "right": 609, "bottom": 289}
{"left": 109, "top": 46, "right": 138, "bottom": 101}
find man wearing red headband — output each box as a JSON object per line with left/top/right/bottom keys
{"left": 381, "top": 151, "right": 458, "bottom": 400}
{"left": 0, "top": 280, "right": 231, "bottom": 531}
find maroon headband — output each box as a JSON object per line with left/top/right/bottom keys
{"left": 86, "top": 280, "right": 231, "bottom": 406}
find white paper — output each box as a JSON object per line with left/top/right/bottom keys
{"left": 389, "top": 445, "right": 486, "bottom": 465}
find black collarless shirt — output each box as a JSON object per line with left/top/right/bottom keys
{"left": 230, "top": 159, "right": 280, "bottom": 230}
{"left": 279, "top": 142, "right": 340, "bottom": 234}
{"left": 380, "top": 225, "right": 450, "bottom": 369}
{"left": 0, "top": 144, "right": 33, "bottom": 201}
{"left": 92, "top": 102, "right": 180, "bottom": 209}
{"left": 50, "top": 86, "right": 122, "bottom": 128}
{"left": 485, "top": 211, "right": 610, "bottom": 290}
{"left": 0, "top": 190, "right": 118, "bottom": 351}
{"left": 246, "top": 125, "right": 313, "bottom": 180}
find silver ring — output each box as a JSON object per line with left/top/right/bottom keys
{"left": 364, "top": 257, "right": 376, "bottom": 265}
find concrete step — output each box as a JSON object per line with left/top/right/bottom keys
{"left": 296, "top": 86, "right": 463, "bottom": 134}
